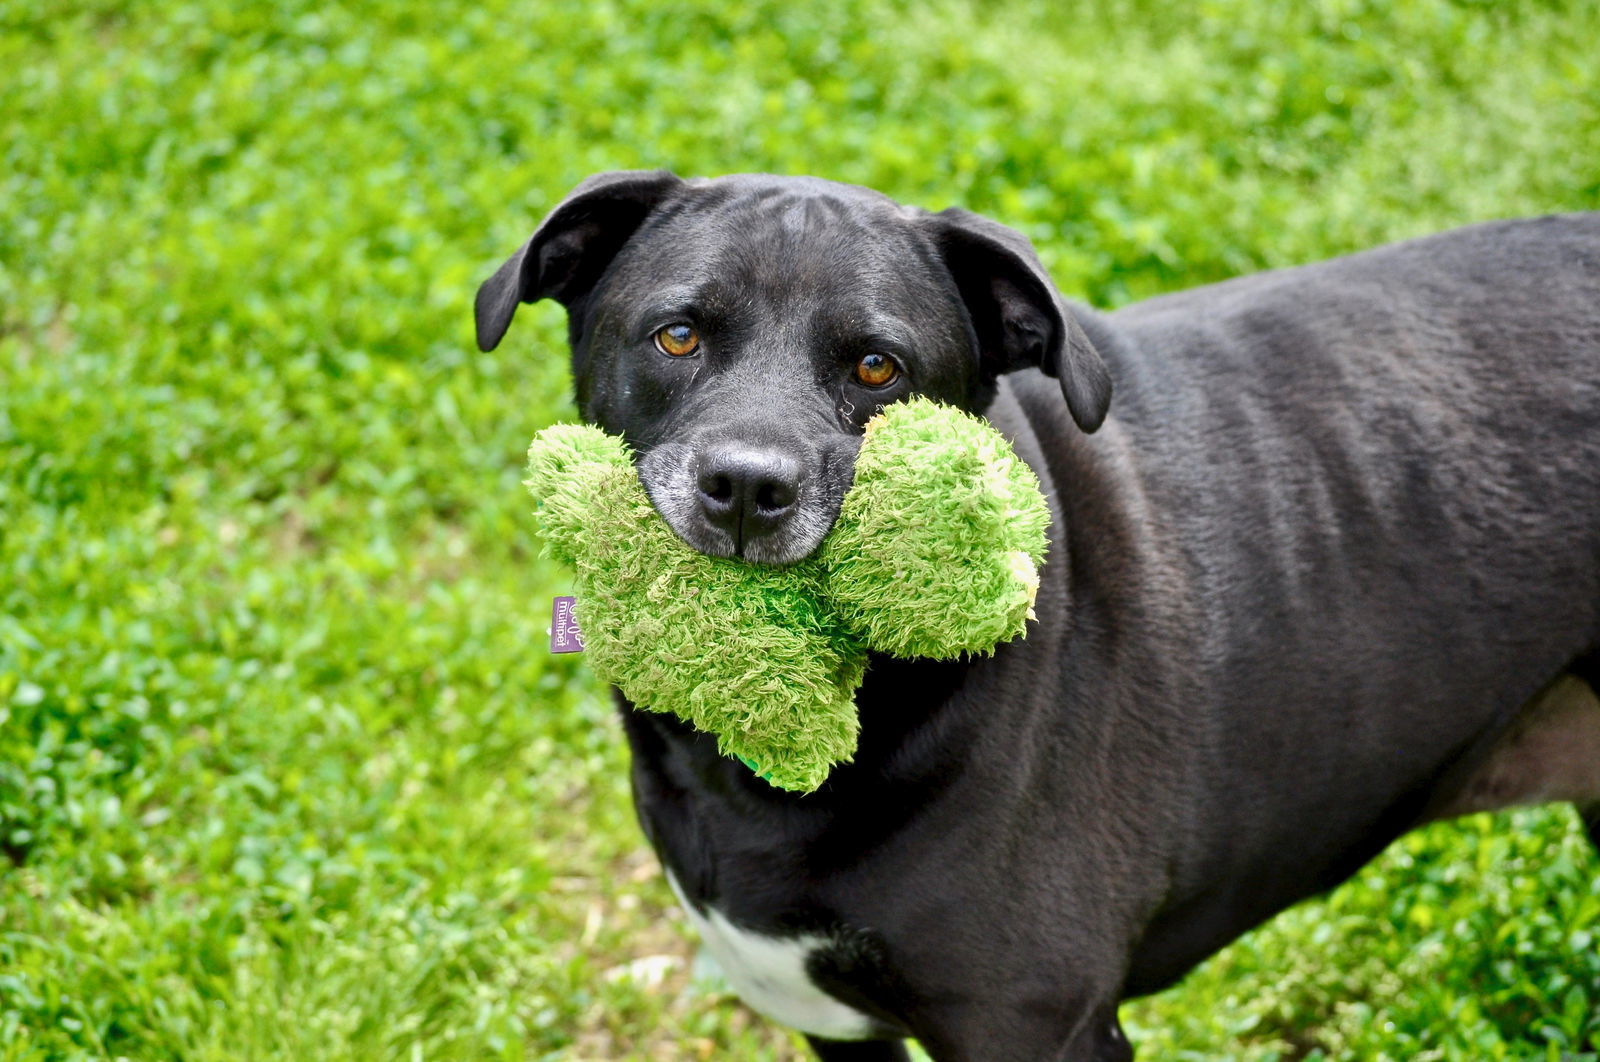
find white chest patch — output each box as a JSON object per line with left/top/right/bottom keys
{"left": 666, "top": 872, "right": 877, "bottom": 1041}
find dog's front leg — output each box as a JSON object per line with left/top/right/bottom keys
{"left": 1078, "top": 1012, "right": 1135, "bottom": 1062}
{"left": 910, "top": 1001, "right": 1131, "bottom": 1062}
{"left": 805, "top": 1035, "right": 914, "bottom": 1061}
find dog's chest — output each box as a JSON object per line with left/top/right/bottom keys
{"left": 666, "top": 872, "right": 877, "bottom": 1041}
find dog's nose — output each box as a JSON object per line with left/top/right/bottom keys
{"left": 696, "top": 445, "right": 802, "bottom": 551}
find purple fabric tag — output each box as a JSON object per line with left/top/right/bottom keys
{"left": 550, "top": 596, "right": 585, "bottom": 653}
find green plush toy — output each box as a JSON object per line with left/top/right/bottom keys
{"left": 525, "top": 397, "right": 1049, "bottom": 793}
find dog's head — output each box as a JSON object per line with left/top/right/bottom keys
{"left": 477, "top": 171, "right": 1110, "bottom": 564}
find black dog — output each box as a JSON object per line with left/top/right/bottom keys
{"left": 476, "top": 171, "right": 1600, "bottom": 1061}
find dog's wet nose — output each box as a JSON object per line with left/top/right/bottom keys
{"left": 696, "top": 445, "right": 802, "bottom": 552}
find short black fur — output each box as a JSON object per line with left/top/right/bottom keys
{"left": 478, "top": 173, "right": 1600, "bottom": 1060}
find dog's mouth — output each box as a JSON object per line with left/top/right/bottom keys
{"left": 635, "top": 441, "right": 852, "bottom": 566}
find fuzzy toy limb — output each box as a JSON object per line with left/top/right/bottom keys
{"left": 524, "top": 400, "right": 1049, "bottom": 792}
{"left": 822, "top": 398, "right": 1049, "bottom": 659}
{"left": 526, "top": 425, "right": 865, "bottom": 793}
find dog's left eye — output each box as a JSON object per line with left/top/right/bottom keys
{"left": 854, "top": 352, "right": 899, "bottom": 387}
{"left": 654, "top": 323, "right": 700, "bottom": 357}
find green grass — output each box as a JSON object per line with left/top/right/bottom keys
{"left": 2, "top": 0, "right": 1598, "bottom": 1058}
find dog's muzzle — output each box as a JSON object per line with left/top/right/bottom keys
{"left": 637, "top": 438, "right": 854, "bottom": 565}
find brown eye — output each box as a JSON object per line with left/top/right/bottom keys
{"left": 854, "top": 352, "right": 899, "bottom": 387}
{"left": 654, "top": 323, "right": 700, "bottom": 357}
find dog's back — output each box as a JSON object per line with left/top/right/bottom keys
{"left": 1064, "top": 214, "right": 1600, "bottom": 987}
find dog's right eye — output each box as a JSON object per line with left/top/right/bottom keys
{"left": 654, "top": 324, "right": 700, "bottom": 357}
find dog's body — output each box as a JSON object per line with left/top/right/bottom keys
{"left": 477, "top": 173, "right": 1600, "bottom": 1061}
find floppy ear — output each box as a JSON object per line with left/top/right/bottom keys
{"left": 924, "top": 207, "right": 1112, "bottom": 432}
{"left": 474, "top": 170, "right": 683, "bottom": 352}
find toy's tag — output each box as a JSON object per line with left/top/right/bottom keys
{"left": 550, "top": 596, "right": 585, "bottom": 653}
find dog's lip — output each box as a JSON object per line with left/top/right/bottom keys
{"left": 659, "top": 493, "right": 833, "bottom": 566}
{"left": 735, "top": 534, "right": 821, "bottom": 566}
{"left": 676, "top": 508, "right": 827, "bottom": 566}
